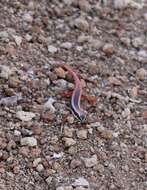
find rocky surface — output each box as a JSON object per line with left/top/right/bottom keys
{"left": 0, "top": 0, "right": 147, "bottom": 190}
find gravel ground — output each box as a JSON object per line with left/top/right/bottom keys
{"left": 0, "top": 0, "right": 147, "bottom": 190}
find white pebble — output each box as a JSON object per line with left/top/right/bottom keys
{"left": 138, "top": 50, "right": 147, "bottom": 63}
{"left": 0, "top": 31, "right": 9, "bottom": 39}
{"left": 13, "top": 35, "right": 22, "bottom": 46}
{"left": 72, "top": 177, "right": 89, "bottom": 188}
{"left": 33, "top": 158, "right": 42, "bottom": 167}
{"left": 14, "top": 130, "right": 21, "bottom": 136}
{"left": 82, "top": 154, "right": 98, "bottom": 168}
{"left": 48, "top": 45, "right": 58, "bottom": 53}
{"left": 114, "top": 0, "right": 131, "bottom": 9}
{"left": 43, "top": 97, "right": 56, "bottom": 113}
{"left": 16, "top": 111, "right": 36, "bottom": 122}
{"left": 25, "top": 34, "right": 32, "bottom": 41}
{"left": 23, "top": 13, "right": 33, "bottom": 23}
{"left": 0, "top": 65, "right": 12, "bottom": 79}
{"left": 21, "top": 137, "right": 37, "bottom": 147}
{"left": 36, "top": 164, "right": 44, "bottom": 172}
{"left": 60, "top": 42, "right": 72, "bottom": 49}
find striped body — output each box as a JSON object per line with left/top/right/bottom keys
{"left": 55, "top": 62, "right": 86, "bottom": 122}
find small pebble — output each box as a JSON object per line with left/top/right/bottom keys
{"left": 132, "top": 36, "right": 144, "bottom": 48}
{"left": 89, "top": 39, "right": 103, "bottom": 49}
{"left": 14, "top": 130, "right": 21, "bottom": 136}
{"left": 136, "top": 68, "right": 147, "bottom": 80}
{"left": 8, "top": 77, "right": 20, "bottom": 88}
{"left": 88, "top": 62, "right": 99, "bottom": 75}
{"left": 33, "top": 158, "right": 42, "bottom": 167}
{"left": 0, "top": 65, "right": 12, "bottom": 79}
{"left": 60, "top": 42, "right": 72, "bottom": 49}
{"left": 23, "top": 13, "right": 33, "bottom": 23}
{"left": 103, "top": 43, "right": 115, "bottom": 56}
{"left": 63, "top": 0, "right": 73, "bottom": 5}
{"left": 53, "top": 79, "right": 68, "bottom": 89}
{"left": 142, "top": 111, "right": 147, "bottom": 120}
{"left": 13, "top": 166, "right": 20, "bottom": 174}
{"left": 16, "top": 111, "right": 36, "bottom": 122}
{"left": 70, "top": 159, "right": 82, "bottom": 169}
{"left": 145, "top": 153, "right": 147, "bottom": 162}
{"left": 138, "top": 50, "right": 147, "bottom": 63}
{"left": 129, "top": 86, "right": 138, "bottom": 98}
{"left": 82, "top": 155, "right": 98, "bottom": 168}
{"left": 36, "top": 164, "right": 44, "bottom": 172}
{"left": 64, "top": 127, "right": 74, "bottom": 137}
{"left": 19, "top": 147, "right": 30, "bottom": 157}
{"left": 108, "top": 76, "right": 122, "bottom": 86}
{"left": 76, "top": 46, "right": 83, "bottom": 51}
{"left": 43, "top": 97, "right": 56, "bottom": 113}
{"left": 66, "top": 116, "right": 74, "bottom": 124}
{"left": 4, "top": 88, "right": 15, "bottom": 96}
{"left": 72, "top": 177, "right": 89, "bottom": 188}
{"left": 63, "top": 137, "right": 76, "bottom": 147}
{"left": 25, "top": 34, "right": 32, "bottom": 41}
{"left": 64, "top": 186, "right": 73, "bottom": 190}
{"left": 48, "top": 45, "right": 58, "bottom": 53}
{"left": 78, "top": 35, "right": 90, "bottom": 43}
{"left": 114, "top": 0, "right": 131, "bottom": 9}
{"left": 74, "top": 17, "right": 89, "bottom": 31}
{"left": 13, "top": 35, "right": 22, "bottom": 46}
{"left": 53, "top": 152, "right": 63, "bottom": 159}
{"left": 78, "top": 0, "right": 91, "bottom": 12}
{"left": 46, "top": 176, "right": 53, "bottom": 185}
{"left": 144, "top": 13, "right": 147, "bottom": 21}
{"left": 54, "top": 67, "right": 66, "bottom": 78}
{"left": 32, "top": 125, "right": 43, "bottom": 135}
{"left": 21, "top": 137, "right": 37, "bottom": 147}
{"left": 100, "top": 129, "right": 113, "bottom": 140}
{"left": 76, "top": 187, "right": 91, "bottom": 190}
{"left": 76, "top": 130, "right": 88, "bottom": 139}
{"left": 56, "top": 187, "right": 64, "bottom": 190}
{"left": 0, "top": 31, "right": 9, "bottom": 40}
{"left": 120, "top": 37, "right": 131, "bottom": 47}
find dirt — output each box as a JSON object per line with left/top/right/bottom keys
{"left": 0, "top": 0, "right": 147, "bottom": 190}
